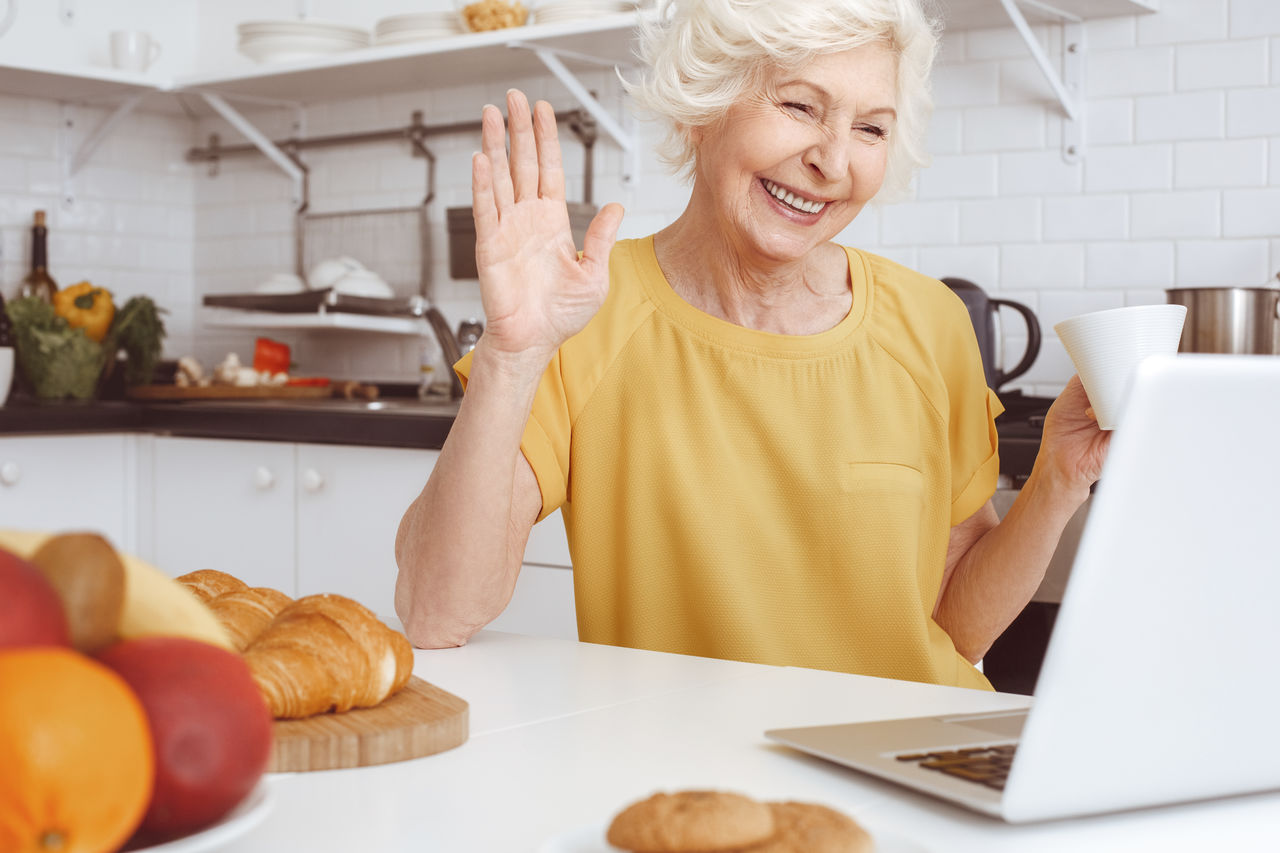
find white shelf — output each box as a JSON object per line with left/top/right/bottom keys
{"left": 0, "top": 2, "right": 1160, "bottom": 107}
{"left": 941, "top": 0, "right": 1158, "bottom": 30}
{"left": 0, "top": 60, "right": 163, "bottom": 102}
{"left": 176, "top": 12, "right": 644, "bottom": 105}
{"left": 202, "top": 309, "right": 430, "bottom": 336}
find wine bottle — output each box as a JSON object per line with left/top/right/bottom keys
{"left": 18, "top": 210, "right": 57, "bottom": 303}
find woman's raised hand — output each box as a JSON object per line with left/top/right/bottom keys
{"left": 471, "top": 89, "right": 624, "bottom": 364}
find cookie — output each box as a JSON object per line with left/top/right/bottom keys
{"left": 745, "top": 802, "right": 873, "bottom": 853}
{"left": 606, "top": 790, "right": 775, "bottom": 852}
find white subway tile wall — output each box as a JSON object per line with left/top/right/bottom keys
{"left": 0, "top": 0, "right": 1277, "bottom": 394}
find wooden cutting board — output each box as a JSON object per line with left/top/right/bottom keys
{"left": 268, "top": 676, "right": 468, "bottom": 772}
{"left": 126, "top": 384, "right": 333, "bottom": 401}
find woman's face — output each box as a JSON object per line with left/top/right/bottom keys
{"left": 689, "top": 42, "right": 898, "bottom": 266}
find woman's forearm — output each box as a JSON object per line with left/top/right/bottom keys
{"left": 935, "top": 466, "right": 1090, "bottom": 663}
{"left": 394, "top": 339, "right": 549, "bottom": 648}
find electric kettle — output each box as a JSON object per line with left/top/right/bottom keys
{"left": 942, "top": 278, "right": 1042, "bottom": 391}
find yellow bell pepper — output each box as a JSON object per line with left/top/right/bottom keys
{"left": 53, "top": 281, "right": 115, "bottom": 343}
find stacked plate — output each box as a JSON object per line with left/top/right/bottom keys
{"left": 374, "top": 12, "right": 465, "bottom": 45}
{"left": 237, "top": 20, "right": 371, "bottom": 64}
{"left": 534, "top": 0, "right": 635, "bottom": 25}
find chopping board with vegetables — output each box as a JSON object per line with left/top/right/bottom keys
{"left": 269, "top": 675, "right": 468, "bottom": 772}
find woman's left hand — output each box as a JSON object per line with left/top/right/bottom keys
{"left": 1036, "top": 375, "right": 1112, "bottom": 499}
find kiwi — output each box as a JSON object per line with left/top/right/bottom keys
{"left": 31, "top": 533, "right": 126, "bottom": 653}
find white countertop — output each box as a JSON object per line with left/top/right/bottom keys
{"left": 219, "top": 631, "right": 1280, "bottom": 852}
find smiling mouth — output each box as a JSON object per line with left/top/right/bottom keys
{"left": 762, "top": 179, "right": 827, "bottom": 215}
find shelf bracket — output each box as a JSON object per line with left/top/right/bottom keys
{"left": 198, "top": 92, "right": 306, "bottom": 207}
{"left": 998, "top": 0, "right": 1085, "bottom": 163}
{"left": 507, "top": 41, "right": 640, "bottom": 186}
{"left": 69, "top": 93, "right": 145, "bottom": 176}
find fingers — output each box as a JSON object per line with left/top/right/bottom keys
{"left": 533, "top": 100, "right": 565, "bottom": 202}
{"left": 480, "top": 103, "right": 515, "bottom": 211}
{"left": 581, "top": 202, "right": 625, "bottom": 269}
{"left": 506, "top": 90, "right": 540, "bottom": 203}
{"left": 471, "top": 151, "right": 498, "bottom": 242}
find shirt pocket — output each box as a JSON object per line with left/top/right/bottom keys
{"left": 840, "top": 461, "right": 925, "bottom": 498}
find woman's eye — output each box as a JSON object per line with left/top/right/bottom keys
{"left": 857, "top": 124, "right": 887, "bottom": 140}
{"left": 783, "top": 102, "right": 813, "bottom": 115}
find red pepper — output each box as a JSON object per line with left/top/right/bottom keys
{"left": 252, "top": 337, "right": 291, "bottom": 374}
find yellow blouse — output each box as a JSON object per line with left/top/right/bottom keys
{"left": 458, "top": 236, "right": 1002, "bottom": 689}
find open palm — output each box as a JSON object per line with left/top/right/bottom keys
{"left": 471, "top": 91, "right": 624, "bottom": 361}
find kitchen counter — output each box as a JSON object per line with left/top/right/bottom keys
{"left": 0, "top": 396, "right": 459, "bottom": 450}
{"left": 221, "top": 630, "right": 1278, "bottom": 852}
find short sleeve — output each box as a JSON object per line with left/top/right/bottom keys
{"left": 943, "top": 325, "right": 1004, "bottom": 526}
{"left": 453, "top": 350, "right": 571, "bottom": 523}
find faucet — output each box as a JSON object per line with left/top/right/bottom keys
{"left": 423, "top": 305, "right": 465, "bottom": 400}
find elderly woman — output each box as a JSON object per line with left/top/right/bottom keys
{"left": 394, "top": 0, "right": 1107, "bottom": 690}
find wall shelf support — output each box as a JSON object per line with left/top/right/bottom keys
{"left": 508, "top": 41, "right": 640, "bottom": 186}
{"left": 197, "top": 92, "right": 307, "bottom": 207}
{"left": 999, "top": 0, "right": 1086, "bottom": 163}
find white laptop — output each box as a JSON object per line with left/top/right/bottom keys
{"left": 766, "top": 354, "right": 1280, "bottom": 823}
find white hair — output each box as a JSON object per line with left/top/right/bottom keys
{"left": 625, "top": 0, "right": 940, "bottom": 200}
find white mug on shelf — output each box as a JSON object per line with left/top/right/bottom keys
{"left": 110, "top": 31, "right": 162, "bottom": 72}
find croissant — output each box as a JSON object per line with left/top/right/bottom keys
{"left": 243, "top": 593, "right": 414, "bottom": 719}
{"left": 176, "top": 568, "right": 248, "bottom": 603}
{"left": 208, "top": 586, "right": 294, "bottom": 652}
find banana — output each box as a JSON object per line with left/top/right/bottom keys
{"left": 0, "top": 529, "right": 233, "bottom": 651}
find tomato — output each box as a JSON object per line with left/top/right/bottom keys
{"left": 252, "top": 337, "right": 291, "bottom": 374}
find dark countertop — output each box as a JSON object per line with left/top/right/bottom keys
{"left": 0, "top": 395, "right": 459, "bottom": 450}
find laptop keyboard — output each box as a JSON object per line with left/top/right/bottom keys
{"left": 895, "top": 744, "right": 1018, "bottom": 790}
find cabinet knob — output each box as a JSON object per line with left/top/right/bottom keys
{"left": 253, "top": 466, "right": 275, "bottom": 491}
{"left": 301, "top": 468, "right": 325, "bottom": 494}
{"left": 0, "top": 461, "right": 19, "bottom": 486}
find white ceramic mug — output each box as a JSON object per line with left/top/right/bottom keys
{"left": 110, "top": 31, "right": 162, "bottom": 72}
{"left": 0, "top": 347, "right": 14, "bottom": 408}
{"left": 1054, "top": 304, "right": 1187, "bottom": 430}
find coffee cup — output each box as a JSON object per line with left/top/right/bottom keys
{"left": 110, "top": 31, "right": 162, "bottom": 72}
{"left": 1054, "top": 304, "right": 1187, "bottom": 430}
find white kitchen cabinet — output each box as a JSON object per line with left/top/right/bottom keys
{"left": 487, "top": 562, "right": 578, "bottom": 641}
{"left": 294, "top": 442, "right": 438, "bottom": 620}
{"left": 0, "top": 433, "right": 138, "bottom": 552}
{"left": 147, "top": 436, "right": 296, "bottom": 590}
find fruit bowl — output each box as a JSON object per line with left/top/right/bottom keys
{"left": 122, "top": 783, "right": 272, "bottom": 852}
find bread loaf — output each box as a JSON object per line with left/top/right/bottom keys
{"left": 243, "top": 594, "right": 414, "bottom": 719}
{"left": 176, "top": 568, "right": 248, "bottom": 603}
{"left": 209, "top": 586, "right": 294, "bottom": 652}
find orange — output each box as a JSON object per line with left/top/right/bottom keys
{"left": 0, "top": 647, "right": 155, "bottom": 853}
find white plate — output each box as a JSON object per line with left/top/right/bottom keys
{"left": 537, "top": 820, "right": 930, "bottom": 853}
{"left": 124, "top": 783, "right": 272, "bottom": 853}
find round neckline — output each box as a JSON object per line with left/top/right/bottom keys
{"left": 634, "top": 234, "right": 870, "bottom": 356}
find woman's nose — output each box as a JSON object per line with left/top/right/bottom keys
{"left": 802, "top": 132, "right": 851, "bottom": 181}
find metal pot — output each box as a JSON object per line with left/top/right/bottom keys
{"left": 1164, "top": 287, "right": 1280, "bottom": 354}
{"left": 942, "top": 277, "right": 1042, "bottom": 391}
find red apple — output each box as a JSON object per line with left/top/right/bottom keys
{"left": 0, "top": 546, "right": 70, "bottom": 648}
{"left": 95, "top": 636, "right": 273, "bottom": 840}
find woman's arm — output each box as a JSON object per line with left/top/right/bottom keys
{"left": 393, "top": 90, "right": 623, "bottom": 648}
{"left": 934, "top": 376, "right": 1110, "bottom": 662}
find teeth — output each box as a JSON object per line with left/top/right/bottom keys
{"left": 763, "top": 179, "right": 826, "bottom": 215}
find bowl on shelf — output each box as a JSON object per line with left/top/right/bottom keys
{"left": 532, "top": 0, "right": 635, "bottom": 25}
{"left": 453, "top": 0, "right": 535, "bottom": 33}
{"left": 373, "top": 11, "right": 465, "bottom": 45}
{"left": 307, "top": 256, "right": 365, "bottom": 290}
{"left": 254, "top": 273, "right": 307, "bottom": 295}
{"left": 331, "top": 269, "right": 394, "bottom": 299}
{"left": 237, "top": 19, "right": 370, "bottom": 64}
